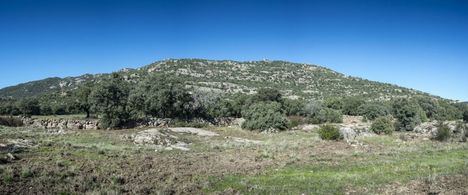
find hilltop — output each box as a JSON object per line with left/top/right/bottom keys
{"left": 0, "top": 59, "right": 438, "bottom": 101}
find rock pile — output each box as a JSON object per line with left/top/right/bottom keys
{"left": 414, "top": 121, "right": 467, "bottom": 141}
{"left": 123, "top": 128, "right": 190, "bottom": 151}
{"left": 339, "top": 116, "right": 373, "bottom": 143}
{"left": 21, "top": 117, "right": 99, "bottom": 130}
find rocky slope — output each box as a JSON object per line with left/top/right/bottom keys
{"left": 0, "top": 59, "right": 439, "bottom": 101}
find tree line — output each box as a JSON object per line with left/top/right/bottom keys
{"left": 1, "top": 73, "right": 467, "bottom": 130}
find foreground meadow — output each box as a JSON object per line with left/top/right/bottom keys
{"left": 0, "top": 124, "right": 467, "bottom": 194}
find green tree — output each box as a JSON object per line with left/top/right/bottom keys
{"left": 231, "top": 93, "right": 250, "bottom": 117}
{"left": 358, "top": 103, "right": 391, "bottom": 120}
{"left": 315, "top": 107, "right": 343, "bottom": 123}
{"left": 72, "top": 83, "right": 93, "bottom": 118}
{"left": 17, "top": 98, "right": 40, "bottom": 117}
{"left": 342, "top": 97, "right": 365, "bottom": 115}
{"left": 392, "top": 99, "right": 424, "bottom": 131}
{"left": 241, "top": 102, "right": 290, "bottom": 131}
{"left": 89, "top": 73, "right": 130, "bottom": 129}
{"left": 254, "top": 88, "right": 283, "bottom": 103}
{"left": 128, "top": 75, "right": 195, "bottom": 119}
{"left": 415, "top": 96, "right": 441, "bottom": 119}
{"left": 282, "top": 98, "right": 306, "bottom": 116}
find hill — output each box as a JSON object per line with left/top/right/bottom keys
{"left": 0, "top": 59, "right": 439, "bottom": 101}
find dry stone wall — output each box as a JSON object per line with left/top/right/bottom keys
{"left": 19, "top": 117, "right": 242, "bottom": 130}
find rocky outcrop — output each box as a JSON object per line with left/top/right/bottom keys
{"left": 123, "top": 128, "right": 190, "bottom": 151}
{"left": 414, "top": 121, "right": 467, "bottom": 141}
{"left": 339, "top": 116, "right": 373, "bottom": 143}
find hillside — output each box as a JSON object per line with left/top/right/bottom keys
{"left": 0, "top": 59, "right": 438, "bottom": 101}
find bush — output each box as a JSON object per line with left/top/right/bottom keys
{"left": 324, "top": 98, "right": 343, "bottom": 110}
{"left": 392, "top": 99, "right": 424, "bottom": 131}
{"left": 0, "top": 116, "right": 23, "bottom": 127}
{"left": 288, "top": 116, "right": 307, "bottom": 128}
{"left": 434, "top": 122, "right": 451, "bottom": 141}
{"left": 241, "top": 102, "right": 290, "bottom": 131}
{"left": 303, "top": 101, "right": 323, "bottom": 118}
{"left": 170, "top": 120, "right": 207, "bottom": 128}
{"left": 315, "top": 108, "right": 343, "bottom": 124}
{"left": 318, "top": 124, "right": 342, "bottom": 140}
{"left": 464, "top": 110, "right": 468, "bottom": 123}
{"left": 342, "top": 97, "right": 365, "bottom": 116}
{"left": 413, "top": 97, "right": 463, "bottom": 121}
{"left": 282, "top": 99, "right": 306, "bottom": 116}
{"left": 370, "top": 116, "right": 394, "bottom": 135}
{"left": 358, "top": 103, "right": 391, "bottom": 120}
{"left": 254, "top": 88, "right": 283, "bottom": 103}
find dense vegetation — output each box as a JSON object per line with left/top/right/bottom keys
{"left": 0, "top": 75, "right": 465, "bottom": 131}
{"left": 0, "top": 59, "right": 466, "bottom": 130}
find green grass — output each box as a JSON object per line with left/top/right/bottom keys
{"left": 1, "top": 125, "right": 467, "bottom": 194}
{"left": 209, "top": 148, "right": 468, "bottom": 194}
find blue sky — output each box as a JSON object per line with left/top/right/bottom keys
{"left": 0, "top": 0, "right": 467, "bottom": 101}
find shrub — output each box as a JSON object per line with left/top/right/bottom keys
{"left": 170, "top": 120, "right": 207, "bottom": 128}
{"left": 288, "top": 116, "right": 307, "bottom": 128}
{"left": 324, "top": 98, "right": 343, "bottom": 110}
{"left": 254, "top": 88, "right": 283, "bottom": 103}
{"left": 392, "top": 99, "right": 424, "bottom": 131}
{"left": 303, "top": 101, "right": 323, "bottom": 118}
{"left": 318, "top": 124, "right": 342, "bottom": 140}
{"left": 342, "top": 97, "right": 365, "bottom": 116}
{"left": 282, "top": 99, "right": 306, "bottom": 116}
{"left": 0, "top": 116, "right": 24, "bottom": 127}
{"left": 434, "top": 122, "right": 451, "bottom": 141}
{"left": 358, "top": 103, "right": 391, "bottom": 120}
{"left": 464, "top": 110, "right": 468, "bottom": 123}
{"left": 315, "top": 108, "right": 343, "bottom": 124}
{"left": 241, "top": 102, "right": 290, "bottom": 131}
{"left": 370, "top": 116, "right": 394, "bottom": 135}
{"left": 454, "top": 121, "right": 466, "bottom": 134}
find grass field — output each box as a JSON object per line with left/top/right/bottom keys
{"left": 0, "top": 125, "right": 467, "bottom": 194}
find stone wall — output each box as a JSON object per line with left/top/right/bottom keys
{"left": 19, "top": 117, "right": 243, "bottom": 130}
{"left": 21, "top": 117, "right": 100, "bottom": 130}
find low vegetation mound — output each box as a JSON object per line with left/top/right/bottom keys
{"left": 434, "top": 122, "right": 451, "bottom": 141}
{"left": 370, "top": 116, "right": 394, "bottom": 135}
{"left": 318, "top": 124, "right": 342, "bottom": 140}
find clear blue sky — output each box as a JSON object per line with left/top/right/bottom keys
{"left": 1, "top": 0, "right": 467, "bottom": 101}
